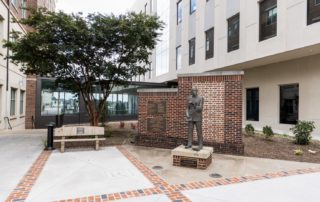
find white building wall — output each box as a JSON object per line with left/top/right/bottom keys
{"left": 132, "top": 0, "right": 320, "bottom": 137}
{"left": 0, "top": 1, "right": 27, "bottom": 130}
{"left": 244, "top": 54, "right": 320, "bottom": 138}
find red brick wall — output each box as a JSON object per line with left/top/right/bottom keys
{"left": 136, "top": 73, "right": 244, "bottom": 154}
{"left": 25, "top": 75, "right": 36, "bottom": 129}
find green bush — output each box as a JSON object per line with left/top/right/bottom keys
{"left": 263, "top": 126, "right": 274, "bottom": 139}
{"left": 245, "top": 124, "right": 255, "bottom": 135}
{"left": 290, "top": 121, "right": 315, "bottom": 145}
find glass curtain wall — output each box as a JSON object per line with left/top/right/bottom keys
{"left": 41, "top": 80, "right": 79, "bottom": 116}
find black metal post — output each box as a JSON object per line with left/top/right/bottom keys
{"left": 46, "top": 122, "right": 55, "bottom": 150}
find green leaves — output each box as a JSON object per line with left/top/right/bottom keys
{"left": 4, "top": 9, "right": 163, "bottom": 125}
{"left": 291, "top": 121, "right": 315, "bottom": 145}
{"left": 5, "top": 9, "right": 163, "bottom": 89}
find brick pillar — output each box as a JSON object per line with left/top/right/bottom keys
{"left": 136, "top": 72, "right": 244, "bottom": 154}
{"left": 25, "top": 75, "right": 37, "bottom": 129}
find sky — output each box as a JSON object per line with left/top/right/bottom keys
{"left": 56, "top": 0, "right": 135, "bottom": 15}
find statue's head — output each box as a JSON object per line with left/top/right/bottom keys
{"left": 191, "top": 87, "right": 198, "bottom": 97}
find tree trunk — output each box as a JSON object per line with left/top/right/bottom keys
{"left": 90, "top": 112, "right": 100, "bottom": 126}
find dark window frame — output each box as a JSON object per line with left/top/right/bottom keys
{"left": 190, "top": 0, "right": 196, "bottom": 14}
{"left": 144, "top": 3, "right": 147, "bottom": 14}
{"left": 205, "top": 27, "right": 214, "bottom": 60}
{"left": 246, "top": 88, "right": 259, "bottom": 122}
{"left": 279, "top": 84, "right": 299, "bottom": 125}
{"left": 189, "top": 38, "right": 196, "bottom": 65}
{"left": 227, "top": 13, "right": 240, "bottom": 52}
{"left": 259, "top": 0, "right": 277, "bottom": 41}
{"left": 10, "top": 88, "right": 17, "bottom": 116}
{"left": 177, "top": 0, "right": 183, "bottom": 24}
{"left": 176, "top": 45, "right": 182, "bottom": 70}
{"left": 307, "top": 0, "right": 320, "bottom": 25}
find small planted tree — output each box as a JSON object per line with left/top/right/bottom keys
{"left": 245, "top": 124, "right": 255, "bottom": 135}
{"left": 5, "top": 9, "right": 163, "bottom": 126}
{"left": 263, "top": 126, "right": 274, "bottom": 139}
{"left": 291, "top": 121, "right": 315, "bottom": 145}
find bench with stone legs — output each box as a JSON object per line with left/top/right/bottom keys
{"left": 54, "top": 126, "right": 106, "bottom": 153}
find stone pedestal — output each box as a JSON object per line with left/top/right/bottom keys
{"left": 172, "top": 145, "right": 213, "bottom": 169}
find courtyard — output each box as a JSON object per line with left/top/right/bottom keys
{"left": 2, "top": 129, "right": 320, "bottom": 202}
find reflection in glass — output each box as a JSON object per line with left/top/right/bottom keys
{"left": 280, "top": 84, "right": 299, "bottom": 124}
{"left": 41, "top": 80, "right": 79, "bottom": 116}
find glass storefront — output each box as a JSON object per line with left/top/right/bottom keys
{"left": 40, "top": 79, "right": 138, "bottom": 118}
{"left": 41, "top": 80, "right": 79, "bottom": 116}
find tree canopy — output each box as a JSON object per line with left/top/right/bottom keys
{"left": 5, "top": 9, "right": 163, "bottom": 126}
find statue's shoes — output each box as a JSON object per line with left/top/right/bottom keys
{"left": 192, "top": 147, "right": 203, "bottom": 152}
{"left": 185, "top": 145, "right": 192, "bottom": 149}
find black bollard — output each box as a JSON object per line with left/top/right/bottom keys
{"left": 45, "top": 122, "right": 55, "bottom": 150}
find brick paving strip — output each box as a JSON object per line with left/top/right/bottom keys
{"left": 6, "top": 146, "right": 320, "bottom": 202}
{"left": 5, "top": 150, "right": 52, "bottom": 202}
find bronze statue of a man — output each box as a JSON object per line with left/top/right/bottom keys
{"left": 185, "top": 87, "right": 204, "bottom": 151}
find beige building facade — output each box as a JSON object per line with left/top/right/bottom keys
{"left": 0, "top": 0, "right": 55, "bottom": 130}
{"left": 132, "top": 0, "right": 320, "bottom": 137}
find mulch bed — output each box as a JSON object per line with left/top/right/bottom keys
{"left": 53, "top": 124, "right": 320, "bottom": 164}
{"left": 244, "top": 134, "right": 320, "bottom": 164}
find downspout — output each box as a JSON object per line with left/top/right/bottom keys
{"left": 6, "top": 0, "right": 10, "bottom": 92}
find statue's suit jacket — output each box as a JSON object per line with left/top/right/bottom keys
{"left": 187, "top": 95, "right": 204, "bottom": 122}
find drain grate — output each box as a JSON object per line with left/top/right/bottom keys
{"left": 152, "top": 165, "right": 164, "bottom": 170}
{"left": 209, "top": 173, "right": 222, "bottom": 178}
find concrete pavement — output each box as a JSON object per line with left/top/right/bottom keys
{"left": 26, "top": 148, "right": 154, "bottom": 202}
{"left": 0, "top": 130, "right": 46, "bottom": 202}
{"left": 2, "top": 131, "right": 320, "bottom": 202}
{"left": 183, "top": 172, "right": 320, "bottom": 202}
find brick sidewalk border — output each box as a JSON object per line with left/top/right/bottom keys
{"left": 52, "top": 146, "right": 320, "bottom": 202}
{"left": 5, "top": 146, "right": 320, "bottom": 202}
{"left": 5, "top": 150, "right": 52, "bottom": 202}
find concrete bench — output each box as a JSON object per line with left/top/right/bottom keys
{"left": 54, "top": 126, "right": 106, "bottom": 153}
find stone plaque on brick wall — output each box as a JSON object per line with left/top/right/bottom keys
{"left": 147, "top": 117, "right": 166, "bottom": 133}
{"left": 147, "top": 101, "right": 167, "bottom": 115}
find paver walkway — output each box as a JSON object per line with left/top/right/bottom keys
{"left": 0, "top": 131, "right": 45, "bottom": 202}
{"left": 2, "top": 131, "right": 320, "bottom": 202}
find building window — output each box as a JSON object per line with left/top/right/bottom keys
{"left": 308, "top": 0, "right": 320, "bottom": 25}
{"left": 41, "top": 80, "right": 79, "bottom": 116}
{"left": 20, "top": 90, "right": 25, "bottom": 115}
{"left": 22, "top": 0, "right": 27, "bottom": 19}
{"left": 246, "top": 88, "right": 259, "bottom": 121}
{"left": 280, "top": 84, "right": 299, "bottom": 124}
{"left": 227, "top": 13, "right": 240, "bottom": 52}
{"left": 205, "top": 27, "right": 214, "bottom": 59}
{"left": 144, "top": 3, "right": 148, "bottom": 14}
{"left": 11, "top": 0, "right": 18, "bottom": 7}
{"left": 259, "top": 0, "right": 277, "bottom": 41}
{"left": 10, "top": 88, "right": 16, "bottom": 116}
{"left": 189, "top": 38, "right": 195, "bottom": 65}
{"left": 176, "top": 46, "right": 182, "bottom": 70}
{"left": 148, "top": 63, "right": 152, "bottom": 79}
{"left": 177, "top": 0, "right": 183, "bottom": 24}
{"left": 190, "top": 0, "right": 196, "bottom": 14}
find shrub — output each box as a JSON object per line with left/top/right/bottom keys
{"left": 245, "top": 124, "right": 255, "bottom": 135}
{"left": 104, "top": 130, "right": 112, "bottom": 138}
{"left": 263, "top": 126, "right": 274, "bottom": 139}
{"left": 290, "top": 121, "right": 315, "bottom": 145}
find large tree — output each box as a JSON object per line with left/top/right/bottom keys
{"left": 5, "top": 9, "right": 163, "bottom": 126}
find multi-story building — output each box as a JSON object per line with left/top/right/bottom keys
{"left": 132, "top": 0, "right": 320, "bottom": 137}
{"left": 0, "top": 0, "right": 55, "bottom": 130}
